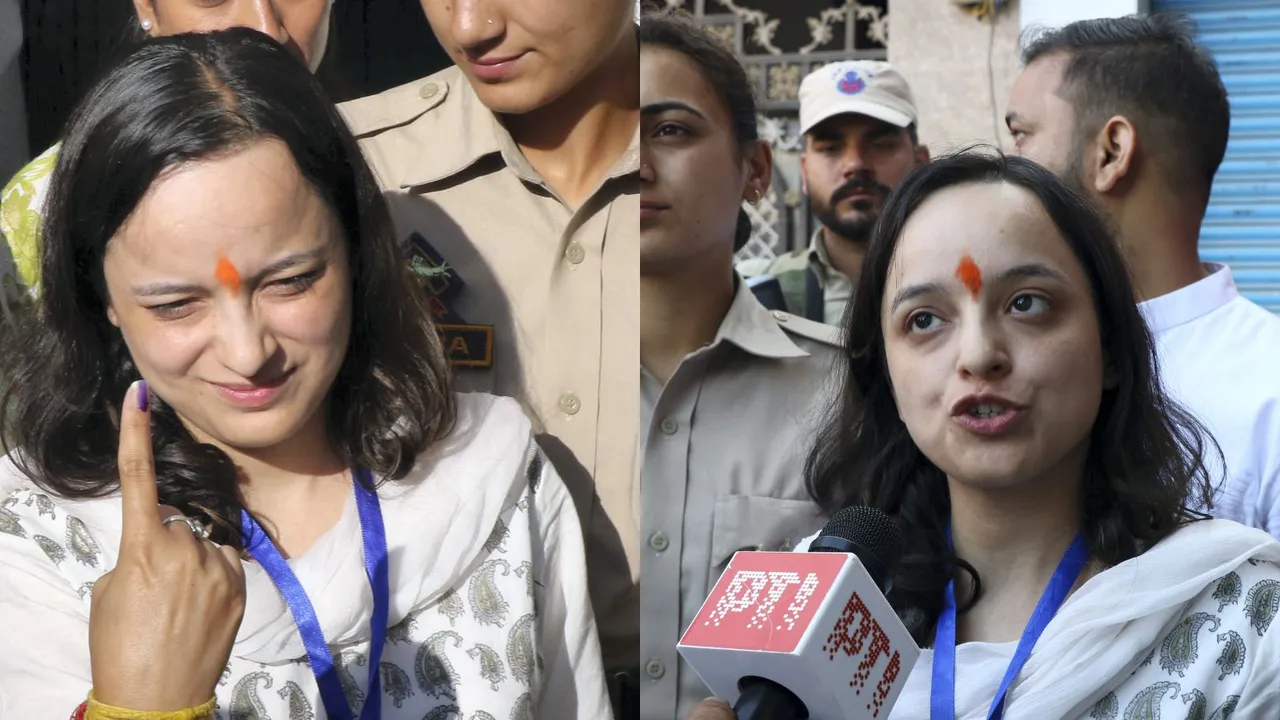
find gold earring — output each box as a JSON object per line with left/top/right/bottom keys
{"left": 749, "top": 188, "right": 762, "bottom": 205}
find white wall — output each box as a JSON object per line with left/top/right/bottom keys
{"left": 889, "top": 0, "right": 1159, "bottom": 154}
{"left": 1020, "top": 0, "right": 1150, "bottom": 35}
{"left": 889, "top": 0, "right": 1024, "bottom": 153}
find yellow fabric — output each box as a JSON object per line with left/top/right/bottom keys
{"left": 84, "top": 691, "right": 216, "bottom": 720}
{"left": 0, "top": 143, "right": 60, "bottom": 300}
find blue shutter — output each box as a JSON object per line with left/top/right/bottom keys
{"left": 1154, "top": 0, "right": 1280, "bottom": 314}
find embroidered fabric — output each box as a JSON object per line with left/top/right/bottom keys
{"left": 0, "top": 393, "right": 611, "bottom": 719}
{"left": 897, "top": 521, "right": 1280, "bottom": 719}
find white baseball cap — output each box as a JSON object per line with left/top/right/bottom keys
{"left": 798, "top": 60, "right": 918, "bottom": 135}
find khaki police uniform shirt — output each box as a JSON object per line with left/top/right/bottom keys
{"left": 737, "top": 229, "right": 854, "bottom": 326}
{"left": 338, "top": 67, "right": 640, "bottom": 670}
{"left": 639, "top": 278, "right": 839, "bottom": 719}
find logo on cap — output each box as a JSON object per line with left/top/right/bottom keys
{"left": 837, "top": 70, "right": 866, "bottom": 96}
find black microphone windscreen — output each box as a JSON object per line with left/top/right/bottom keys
{"left": 811, "top": 506, "right": 904, "bottom": 593}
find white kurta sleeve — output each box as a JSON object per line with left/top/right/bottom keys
{"left": 527, "top": 447, "right": 614, "bottom": 720}
{"left": 0, "top": 501, "right": 97, "bottom": 718}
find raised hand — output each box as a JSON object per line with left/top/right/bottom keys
{"left": 88, "top": 380, "right": 247, "bottom": 710}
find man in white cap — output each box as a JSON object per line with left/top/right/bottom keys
{"left": 739, "top": 60, "right": 929, "bottom": 325}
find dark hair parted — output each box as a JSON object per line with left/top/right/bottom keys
{"left": 640, "top": 8, "right": 760, "bottom": 252}
{"left": 0, "top": 29, "right": 455, "bottom": 548}
{"left": 1022, "top": 13, "right": 1229, "bottom": 203}
{"left": 804, "top": 150, "right": 1218, "bottom": 645}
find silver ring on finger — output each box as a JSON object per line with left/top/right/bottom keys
{"left": 162, "top": 514, "right": 210, "bottom": 540}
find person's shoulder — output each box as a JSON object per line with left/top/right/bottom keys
{"left": 1224, "top": 295, "right": 1280, "bottom": 342}
{"left": 439, "top": 393, "right": 571, "bottom": 505}
{"left": 737, "top": 249, "right": 810, "bottom": 279}
{"left": 337, "top": 65, "right": 460, "bottom": 140}
{"left": 0, "top": 448, "right": 35, "bottom": 499}
{"left": 735, "top": 256, "right": 772, "bottom": 278}
{"left": 453, "top": 391, "right": 533, "bottom": 438}
{"left": 1182, "top": 549, "right": 1280, "bottom": 653}
{"left": 771, "top": 309, "right": 843, "bottom": 350}
{"left": 0, "top": 475, "right": 118, "bottom": 586}
{"left": 2, "top": 143, "right": 60, "bottom": 198}
{"left": 0, "top": 457, "right": 120, "bottom": 527}
{"left": 1168, "top": 520, "right": 1280, "bottom": 599}
{"left": 411, "top": 393, "right": 536, "bottom": 481}
{"left": 1, "top": 143, "right": 61, "bottom": 245}
{"left": 1180, "top": 296, "right": 1280, "bottom": 403}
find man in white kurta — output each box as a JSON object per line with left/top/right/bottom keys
{"left": 1006, "top": 14, "right": 1280, "bottom": 537}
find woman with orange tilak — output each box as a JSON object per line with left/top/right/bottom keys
{"left": 690, "top": 150, "right": 1280, "bottom": 720}
{"left": 1, "top": 0, "right": 335, "bottom": 314}
{"left": 0, "top": 29, "right": 609, "bottom": 720}
{"left": 797, "top": 151, "right": 1280, "bottom": 718}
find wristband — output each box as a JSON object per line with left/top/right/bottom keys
{"left": 84, "top": 691, "right": 216, "bottom": 720}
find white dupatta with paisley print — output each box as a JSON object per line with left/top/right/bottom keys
{"left": 882, "top": 520, "right": 1280, "bottom": 719}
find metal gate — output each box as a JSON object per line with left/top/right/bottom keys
{"left": 1156, "top": 0, "right": 1280, "bottom": 314}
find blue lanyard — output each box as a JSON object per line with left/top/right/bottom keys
{"left": 930, "top": 530, "right": 1089, "bottom": 720}
{"left": 240, "top": 468, "right": 390, "bottom": 720}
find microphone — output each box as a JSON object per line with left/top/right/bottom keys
{"left": 677, "top": 507, "right": 919, "bottom": 720}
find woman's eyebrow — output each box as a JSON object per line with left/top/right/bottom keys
{"left": 641, "top": 100, "right": 706, "bottom": 119}
{"left": 888, "top": 263, "right": 1068, "bottom": 312}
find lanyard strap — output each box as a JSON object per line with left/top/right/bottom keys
{"left": 930, "top": 530, "right": 1089, "bottom": 720}
{"left": 240, "top": 468, "right": 389, "bottom": 720}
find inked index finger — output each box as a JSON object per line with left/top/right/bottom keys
{"left": 117, "top": 379, "right": 160, "bottom": 541}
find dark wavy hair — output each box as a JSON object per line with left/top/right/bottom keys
{"left": 639, "top": 7, "right": 759, "bottom": 252}
{"left": 804, "top": 150, "right": 1218, "bottom": 644}
{"left": 0, "top": 29, "right": 455, "bottom": 547}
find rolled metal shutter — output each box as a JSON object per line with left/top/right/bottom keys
{"left": 1155, "top": 0, "right": 1280, "bottom": 314}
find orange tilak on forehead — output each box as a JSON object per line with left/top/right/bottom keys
{"left": 955, "top": 254, "right": 982, "bottom": 300}
{"left": 214, "top": 254, "right": 242, "bottom": 296}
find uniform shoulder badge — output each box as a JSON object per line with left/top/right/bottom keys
{"left": 769, "top": 309, "right": 842, "bottom": 348}
{"left": 338, "top": 69, "right": 453, "bottom": 138}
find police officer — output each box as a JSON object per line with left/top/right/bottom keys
{"left": 738, "top": 60, "right": 929, "bottom": 325}
{"left": 639, "top": 14, "right": 838, "bottom": 719}
{"left": 337, "top": 1, "right": 641, "bottom": 715}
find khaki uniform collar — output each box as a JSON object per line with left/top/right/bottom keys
{"left": 337, "top": 66, "right": 504, "bottom": 188}
{"left": 411, "top": 66, "right": 509, "bottom": 187}
{"left": 407, "top": 69, "right": 641, "bottom": 190}
{"left": 714, "top": 275, "right": 810, "bottom": 360}
{"left": 340, "top": 65, "right": 639, "bottom": 191}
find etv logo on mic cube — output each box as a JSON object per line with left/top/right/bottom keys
{"left": 678, "top": 551, "right": 919, "bottom": 720}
